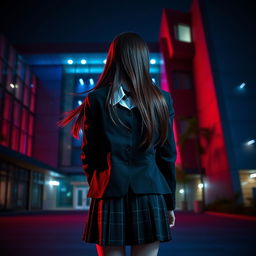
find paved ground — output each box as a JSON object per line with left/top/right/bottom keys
{"left": 0, "top": 210, "right": 255, "bottom": 256}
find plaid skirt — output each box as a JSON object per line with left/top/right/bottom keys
{"left": 82, "top": 186, "right": 172, "bottom": 246}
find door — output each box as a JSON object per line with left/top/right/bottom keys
{"left": 73, "top": 187, "right": 91, "bottom": 210}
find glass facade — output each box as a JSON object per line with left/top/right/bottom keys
{"left": 0, "top": 161, "right": 44, "bottom": 210}
{"left": 31, "top": 171, "right": 44, "bottom": 209}
{"left": 0, "top": 35, "right": 37, "bottom": 157}
{"left": 56, "top": 178, "right": 73, "bottom": 207}
{"left": 59, "top": 69, "right": 100, "bottom": 169}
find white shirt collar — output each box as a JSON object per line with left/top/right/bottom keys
{"left": 111, "top": 83, "right": 130, "bottom": 106}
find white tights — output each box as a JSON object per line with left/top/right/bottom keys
{"left": 96, "top": 240, "right": 160, "bottom": 256}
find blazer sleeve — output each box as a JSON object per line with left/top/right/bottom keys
{"left": 81, "top": 93, "right": 99, "bottom": 186}
{"left": 155, "top": 92, "right": 177, "bottom": 211}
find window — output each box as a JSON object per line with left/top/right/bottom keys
{"left": 31, "top": 171, "right": 44, "bottom": 209}
{"left": 175, "top": 24, "right": 192, "bottom": 43}
{"left": 9, "top": 167, "right": 29, "bottom": 209}
{"left": 173, "top": 71, "right": 193, "bottom": 89}
{"left": 0, "top": 35, "right": 37, "bottom": 156}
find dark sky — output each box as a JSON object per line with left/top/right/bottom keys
{"left": 1, "top": 0, "right": 192, "bottom": 44}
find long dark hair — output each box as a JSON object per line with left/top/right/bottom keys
{"left": 57, "top": 31, "right": 171, "bottom": 151}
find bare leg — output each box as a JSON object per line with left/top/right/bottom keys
{"left": 131, "top": 240, "right": 160, "bottom": 256}
{"left": 96, "top": 244, "right": 126, "bottom": 256}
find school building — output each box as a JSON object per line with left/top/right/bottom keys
{"left": 0, "top": 0, "right": 255, "bottom": 212}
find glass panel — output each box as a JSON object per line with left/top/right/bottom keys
{"left": 17, "top": 58, "right": 26, "bottom": 81}
{"left": 75, "top": 77, "right": 87, "bottom": 93}
{"left": 57, "top": 180, "right": 73, "bottom": 207}
{"left": 0, "top": 175, "right": 7, "bottom": 209}
{"left": 14, "top": 77, "right": 23, "bottom": 101}
{"left": 23, "top": 84, "right": 30, "bottom": 106}
{"left": 3, "top": 93, "right": 13, "bottom": 120}
{"left": 72, "top": 148, "right": 84, "bottom": 166}
{"left": 11, "top": 180, "right": 28, "bottom": 209}
{"left": 31, "top": 75, "right": 37, "bottom": 94}
{"left": 6, "top": 67, "right": 14, "bottom": 93}
{"left": 1, "top": 120, "right": 10, "bottom": 146}
{"left": 30, "top": 94, "right": 35, "bottom": 112}
{"left": 19, "top": 131, "right": 28, "bottom": 154}
{"left": 77, "top": 190, "right": 83, "bottom": 206}
{"left": 13, "top": 100, "right": 21, "bottom": 127}
{"left": 31, "top": 184, "right": 43, "bottom": 209}
{"left": 72, "top": 130, "right": 82, "bottom": 147}
{"left": 11, "top": 125, "right": 19, "bottom": 151}
{"left": 21, "top": 107, "right": 28, "bottom": 131}
{"left": 73, "top": 97, "right": 83, "bottom": 109}
{"left": 28, "top": 114, "right": 34, "bottom": 135}
{"left": 27, "top": 135, "right": 32, "bottom": 157}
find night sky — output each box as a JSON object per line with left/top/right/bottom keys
{"left": 0, "top": 0, "right": 192, "bottom": 44}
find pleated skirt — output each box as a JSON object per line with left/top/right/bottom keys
{"left": 82, "top": 186, "right": 172, "bottom": 246}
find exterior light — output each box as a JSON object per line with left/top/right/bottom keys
{"left": 49, "top": 180, "right": 60, "bottom": 186}
{"left": 78, "top": 100, "right": 82, "bottom": 105}
{"left": 79, "top": 78, "right": 84, "bottom": 85}
{"left": 81, "top": 59, "right": 86, "bottom": 64}
{"left": 198, "top": 183, "right": 204, "bottom": 189}
{"left": 150, "top": 59, "right": 156, "bottom": 64}
{"left": 152, "top": 78, "right": 156, "bottom": 83}
{"left": 246, "top": 139, "right": 255, "bottom": 146}
{"left": 89, "top": 78, "right": 94, "bottom": 85}
{"left": 179, "top": 188, "right": 184, "bottom": 194}
{"left": 239, "top": 82, "right": 246, "bottom": 89}
{"left": 10, "top": 83, "right": 15, "bottom": 88}
{"left": 249, "top": 173, "right": 256, "bottom": 179}
{"left": 67, "top": 59, "right": 73, "bottom": 65}
{"left": 103, "top": 59, "right": 107, "bottom": 64}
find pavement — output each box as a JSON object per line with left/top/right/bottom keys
{"left": 0, "top": 210, "right": 255, "bottom": 256}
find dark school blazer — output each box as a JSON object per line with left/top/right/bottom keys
{"left": 81, "top": 84, "right": 177, "bottom": 210}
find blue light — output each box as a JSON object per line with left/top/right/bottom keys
{"left": 79, "top": 78, "right": 84, "bottom": 85}
{"left": 89, "top": 78, "right": 94, "bottom": 85}
{"left": 239, "top": 82, "right": 246, "bottom": 89}
{"left": 246, "top": 139, "right": 255, "bottom": 146}
{"left": 103, "top": 59, "right": 107, "bottom": 64}
{"left": 81, "top": 59, "right": 87, "bottom": 64}
{"left": 78, "top": 100, "right": 82, "bottom": 105}
{"left": 67, "top": 59, "right": 73, "bottom": 65}
{"left": 150, "top": 59, "right": 156, "bottom": 64}
{"left": 152, "top": 78, "right": 156, "bottom": 83}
